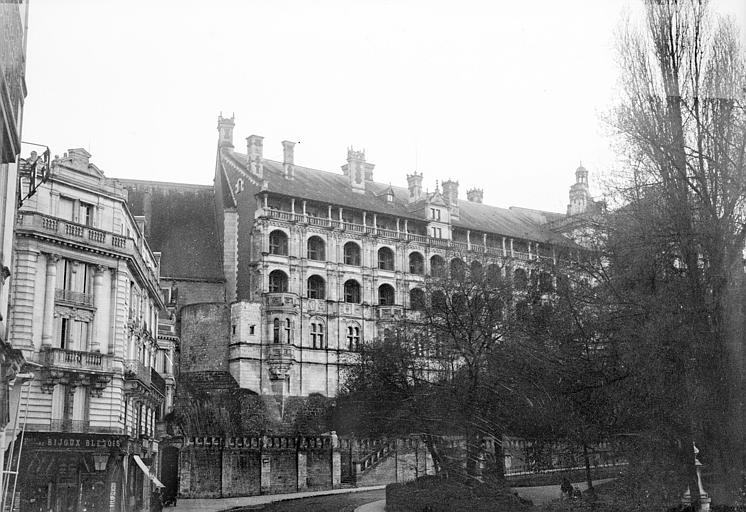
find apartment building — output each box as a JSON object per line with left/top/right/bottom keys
{"left": 9, "top": 149, "right": 166, "bottom": 512}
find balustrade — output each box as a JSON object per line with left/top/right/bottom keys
{"left": 16, "top": 211, "right": 160, "bottom": 288}
{"left": 261, "top": 208, "right": 552, "bottom": 263}
{"left": 42, "top": 347, "right": 112, "bottom": 373}
{"left": 55, "top": 288, "right": 94, "bottom": 307}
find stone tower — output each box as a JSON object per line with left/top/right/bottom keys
{"left": 567, "top": 163, "right": 591, "bottom": 216}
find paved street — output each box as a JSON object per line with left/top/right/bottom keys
{"left": 169, "top": 479, "right": 614, "bottom": 512}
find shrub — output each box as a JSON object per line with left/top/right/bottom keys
{"left": 386, "top": 476, "right": 532, "bottom": 512}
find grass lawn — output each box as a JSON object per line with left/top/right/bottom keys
{"left": 231, "top": 489, "right": 385, "bottom": 512}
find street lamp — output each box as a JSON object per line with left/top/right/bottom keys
{"left": 93, "top": 454, "right": 108, "bottom": 472}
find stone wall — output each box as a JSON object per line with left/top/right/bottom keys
{"left": 178, "top": 434, "right": 341, "bottom": 498}
{"left": 180, "top": 303, "right": 230, "bottom": 372}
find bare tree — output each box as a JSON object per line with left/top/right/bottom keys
{"left": 610, "top": 0, "right": 746, "bottom": 503}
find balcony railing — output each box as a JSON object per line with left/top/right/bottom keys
{"left": 151, "top": 367, "right": 166, "bottom": 397}
{"left": 55, "top": 288, "right": 94, "bottom": 307}
{"left": 377, "top": 305, "right": 404, "bottom": 320}
{"left": 261, "top": 209, "right": 566, "bottom": 261}
{"left": 124, "top": 359, "right": 151, "bottom": 386}
{"left": 42, "top": 347, "right": 112, "bottom": 373}
{"left": 16, "top": 211, "right": 161, "bottom": 289}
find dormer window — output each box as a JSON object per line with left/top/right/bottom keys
{"left": 386, "top": 191, "right": 394, "bottom": 203}
{"left": 430, "top": 208, "right": 441, "bottom": 221}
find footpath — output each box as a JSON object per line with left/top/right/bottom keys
{"left": 171, "top": 485, "right": 386, "bottom": 512}
{"left": 171, "top": 478, "right": 613, "bottom": 512}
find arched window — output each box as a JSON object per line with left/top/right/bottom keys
{"left": 470, "top": 261, "right": 483, "bottom": 280}
{"left": 273, "top": 318, "right": 280, "bottom": 343}
{"left": 269, "top": 230, "right": 288, "bottom": 255}
{"left": 450, "top": 258, "right": 466, "bottom": 280}
{"left": 307, "top": 236, "right": 326, "bottom": 261}
{"left": 409, "top": 252, "right": 424, "bottom": 274}
{"left": 430, "top": 255, "right": 445, "bottom": 277}
{"left": 431, "top": 290, "right": 447, "bottom": 310}
{"left": 486, "top": 264, "right": 502, "bottom": 285}
{"left": 344, "top": 242, "right": 361, "bottom": 266}
{"left": 347, "top": 325, "right": 361, "bottom": 351}
{"left": 378, "top": 284, "right": 395, "bottom": 305}
{"left": 344, "top": 280, "right": 361, "bottom": 303}
{"left": 514, "top": 268, "right": 528, "bottom": 291}
{"left": 378, "top": 247, "right": 395, "bottom": 270}
{"left": 310, "top": 319, "right": 325, "bottom": 349}
{"left": 539, "top": 272, "right": 554, "bottom": 293}
{"left": 268, "top": 270, "right": 288, "bottom": 293}
{"left": 307, "top": 275, "right": 326, "bottom": 299}
{"left": 410, "top": 288, "right": 425, "bottom": 310}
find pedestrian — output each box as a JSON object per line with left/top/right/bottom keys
{"left": 151, "top": 487, "right": 164, "bottom": 512}
{"left": 560, "top": 477, "right": 573, "bottom": 499}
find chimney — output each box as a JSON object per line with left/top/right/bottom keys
{"left": 341, "top": 147, "right": 374, "bottom": 193}
{"left": 68, "top": 148, "right": 91, "bottom": 169}
{"left": 442, "top": 179, "right": 459, "bottom": 205}
{"left": 406, "top": 172, "right": 423, "bottom": 202}
{"left": 246, "top": 135, "right": 264, "bottom": 178}
{"left": 282, "top": 140, "right": 295, "bottom": 179}
{"left": 466, "top": 188, "right": 483, "bottom": 203}
{"left": 217, "top": 114, "right": 235, "bottom": 148}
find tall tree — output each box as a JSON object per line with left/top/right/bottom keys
{"left": 610, "top": 0, "right": 746, "bottom": 503}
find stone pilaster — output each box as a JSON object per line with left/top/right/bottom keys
{"left": 41, "top": 253, "right": 59, "bottom": 348}
{"left": 9, "top": 246, "right": 39, "bottom": 349}
{"left": 91, "top": 265, "right": 105, "bottom": 352}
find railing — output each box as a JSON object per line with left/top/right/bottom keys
{"left": 262, "top": 209, "right": 548, "bottom": 260}
{"left": 377, "top": 306, "right": 403, "bottom": 320}
{"left": 42, "top": 347, "right": 112, "bottom": 373}
{"left": 55, "top": 288, "right": 94, "bottom": 307}
{"left": 505, "top": 460, "right": 628, "bottom": 477}
{"left": 359, "top": 440, "right": 397, "bottom": 472}
{"left": 124, "top": 359, "right": 151, "bottom": 385}
{"left": 265, "top": 292, "right": 297, "bottom": 309}
{"left": 151, "top": 368, "right": 166, "bottom": 397}
{"left": 16, "top": 211, "right": 161, "bottom": 289}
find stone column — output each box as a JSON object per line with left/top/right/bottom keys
{"left": 41, "top": 254, "right": 60, "bottom": 347}
{"left": 330, "top": 431, "right": 341, "bottom": 488}
{"left": 91, "top": 265, "right": 106, "bottom": 352}
{"left": 297, "top": 444, "right": 308, "bottom": 491}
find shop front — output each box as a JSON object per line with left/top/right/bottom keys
{"left": 16, "top": 432, "right": 128, "bottom": 512}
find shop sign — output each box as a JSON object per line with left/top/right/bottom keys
{"left": 26, "top": 433, "right": 126, "bottom": 450}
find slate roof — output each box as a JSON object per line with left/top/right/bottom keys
{"left": 223, "top": 150, "right": 572, "bottom": 245}
{"left": 118, "top": 179, "right": 224, "bottom": 281}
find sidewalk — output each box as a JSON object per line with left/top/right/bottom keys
{"left": 171, "top": 485, "right": 386, "bottom": 512}
{"left": 354, "top": 499, "right": 386, "bottom": 512}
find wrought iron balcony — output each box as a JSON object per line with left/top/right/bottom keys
{"left": 124, "top": 359, "right": 151, "bottom": 386}
{"left": 55, "top": 288, "right": 94, "bottom": 308}
{"left": 41, "top": 347, "right": 112, "bottom": 373}
{"left": 150, "top": 367, "right": 166, "bottom": 397}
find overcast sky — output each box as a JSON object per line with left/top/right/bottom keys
{"left": 21, "top": 0, "right": 746, "bottom": 213}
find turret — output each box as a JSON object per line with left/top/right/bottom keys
{"left": 217, "top": 114, "right": 235, "bottom": 148}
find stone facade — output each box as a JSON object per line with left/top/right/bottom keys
{"left": 9, "top": 150, "right": 168, "bottom": 512}
{"left": 212, "top": 114, "right": 587, "bottom": 399}
{"left": 0, "top": 3, "right": 30, "bottom": 503}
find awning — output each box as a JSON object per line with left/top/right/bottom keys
{"left": 133, "top": 454, "right": 165, "bottom": 488}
